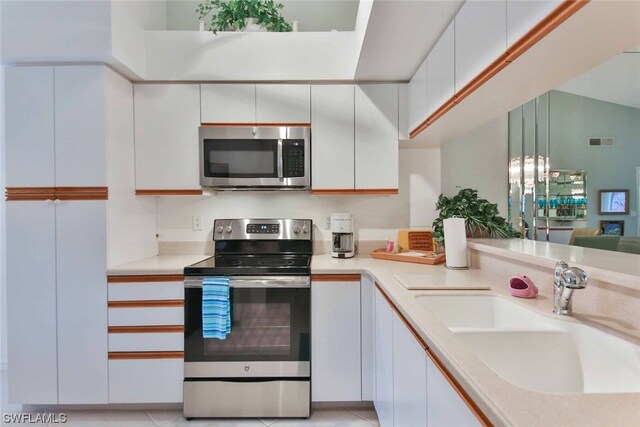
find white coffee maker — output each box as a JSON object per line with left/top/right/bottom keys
{"left": 331, "top": 213, "right": 355, "bottom": 258}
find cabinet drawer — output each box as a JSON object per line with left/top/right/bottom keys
{"left": 108, "top": 281, "right": 184, "bottom": 301}
{"left": 109, "top": 331, "right": 184, "bottom": 352}
{"left": 109, "top": 358, "right": 183, "bottom": 403}
{"left": 108, "top": 305, "right": 184, "bottom": 326}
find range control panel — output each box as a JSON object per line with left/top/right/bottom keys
{"left": 247, "top": 223, "right": 280, "bottom": 234}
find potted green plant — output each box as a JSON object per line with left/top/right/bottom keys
{"left": 197, "top": 0, "right": 292, "bottom": 34}
{"left": 432, "top": 188, "right": 521, "bottom": 245}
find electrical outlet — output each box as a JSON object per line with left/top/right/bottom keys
{"left": 192, "top": 216, "right": 203, "bottom": 231}
{"left": 325, "top": 216, "right": 331, "bottom": 230}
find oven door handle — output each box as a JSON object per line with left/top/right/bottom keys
{"left": 185, "top": 276, "right": 310, "bottom": 289}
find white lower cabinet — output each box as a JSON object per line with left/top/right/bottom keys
{"left": 392, "top": 311, "right": 427, "bottom": 427}
{"left": 311, "top": 278, "right": 362, "bottom": 401}
{"left": 109, "top": 359, "right": 183, "bottom": 403}
{"left": 375, "top": 286, "right": 481, "bottom": 427}
{"left": 374, "top": 287, "right": 394, "bottom": 427}
{"left": 360, "top": 274, "right": 375, "bottom": 401}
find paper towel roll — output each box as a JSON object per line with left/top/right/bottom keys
{"left": 443, "top": 218, "right": 468, "bottom": 269}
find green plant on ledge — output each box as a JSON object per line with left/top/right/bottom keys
{"left": 432, "top": 188, "right": 521, "bottom": 243}
{"left": 197, "top": 0, "right": 292, "bottom": 34}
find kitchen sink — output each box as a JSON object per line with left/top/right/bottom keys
{"left": 415, "top": 295, "right": 640, "bottom": 394}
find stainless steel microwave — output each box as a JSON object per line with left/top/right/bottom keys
{"left": 199, "top": 126, "right": 311, "bottom": 190}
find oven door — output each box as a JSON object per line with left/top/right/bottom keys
{"left": 199, "top": 126, "right": 310, "bottom": 189}
{"left": 184, "top": 276, "right": 310, "bottom": 378}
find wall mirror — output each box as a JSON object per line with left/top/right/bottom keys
{"left": 508, "top": 48, "right": 640, "bottom": 252}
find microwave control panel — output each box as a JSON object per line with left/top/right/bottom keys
{"left": 283, "top": 140, "right": 305, "bottom": 178}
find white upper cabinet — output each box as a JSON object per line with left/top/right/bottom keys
{"left": 311, "top": 279, "right": 362, "bottom": 402}
{"left": 507, "top": 0, "right": 561, "bottom": 47}
{"left": 408, "top": 58, "right": 428, "bottom": 132}
{"left": 355, "top": 84, "right": 399, "bottom": 190}
{"left": 256, "top": 84, "right": 311, "bottom": 123}
{"left": 134, "top": 84, "right": 201, "bottom": 190}
{"left": 398, "top": 84, "right": 409, "bottom": 140}
{"left": 200, "top": 84, "right": 255, "bottom": 124}
{"left": 54, "top": 66, "right": 107, "bottom": 187}
{"left": 311, "top": 85, "right": 355, "bottom": 190}
{"left": 5, "top": 67, "right": 55, "bottom": 187}
{"left": 455, "top": 0, "right": 507, "bottom": 92}
{"left": 427, "top": 20, "right": 455, "bottom": 117}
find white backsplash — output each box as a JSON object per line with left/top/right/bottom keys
{"left": 157, "top": 148, "right": 441, "bottom": 242}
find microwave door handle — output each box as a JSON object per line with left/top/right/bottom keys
{"left": 277, "top": 139, "right": 284, "bottom": 179}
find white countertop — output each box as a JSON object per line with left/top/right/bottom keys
{"left": 107, "top": 246, "right": 640, "bottom": 426}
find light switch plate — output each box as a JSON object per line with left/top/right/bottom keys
{"left": 325, "top": 216, "right": 331, "bottom": 230}
{"left": 192, "top": 216, "right": 203, "bottom": 231}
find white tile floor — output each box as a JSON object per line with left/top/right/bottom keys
{"left": 1, "top": 371, "right": 379, "bottom": 426}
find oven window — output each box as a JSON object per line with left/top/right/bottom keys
{"left": 185, "top": 287, "right": 310, "bottom": 362}
{"left": 203, "top": 139, "right": 278, "bottom": 178}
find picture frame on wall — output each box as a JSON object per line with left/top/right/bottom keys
{"left": 598, "top": 189, "right": 630, "bottom": 215}
{"left": 599, "top": 220, "right": 624, "bottom": 236}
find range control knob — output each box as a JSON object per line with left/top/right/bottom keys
{"left": 302, "top": 226, "right": 310, "bottom": 234}
{"left": 293, "top": 226, "right": 301, "bottom": 234}
{"left": 225, "top": 226, "right": 233, "bottom": 234}
{"left": 216, "top": 226, "right": 224, "bottom": 234}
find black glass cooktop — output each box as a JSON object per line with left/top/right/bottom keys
{"left": 184, "top": 254, "right": 311, "bottom": 276}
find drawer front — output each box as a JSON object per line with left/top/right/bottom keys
{"left": 108, "top": 281, "right": 184, "bottom": 301}
{"left": 108, "top": 306, "right": 184, "bottom": 326}
{"left": 109, "top": 359, "right": 183, "bottom": 403}
{"left": 109, "top": 332, "right": 184, "bottom": 352}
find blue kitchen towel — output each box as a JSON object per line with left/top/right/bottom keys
{"left": 202, "top": 277, "right": 231, "bottom": 339}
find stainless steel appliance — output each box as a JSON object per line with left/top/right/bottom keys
{"left": 199, "top": 126, "right": 311, "bottom": 190}
{"left": 331, "top": 213, "right": 355, "bottom": 258}
{"left": 183, "top": 218, "right": 312, "bottom": 419}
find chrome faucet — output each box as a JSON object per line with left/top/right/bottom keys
{"left": 553, "top": 261, "right": 588, "bottom": 315}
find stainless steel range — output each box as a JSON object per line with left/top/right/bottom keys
{"left": 183, "top": 218, "right": 312, "bottom": 419}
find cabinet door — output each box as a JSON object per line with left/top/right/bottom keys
{"left": 355, "top": 84, "right": 399, "bottom": 190}
{"left": 5, "top": 66, "right": 55, "bottom": 187}
{"left": 374, "top": 287, "right": 394, "bottom": 427}
{"left": 455, "top": 0, "right": 507, "bottom": 92}
{"left": 311, "top": 280, "right": 361, "bottom": 401}
{"left": 201, "top": 84, "right": 256, "bottom": 124}
{"left": 134, "top": 84, "right": 201, "bottom": 190}
{"left": 56, "top": 200, "right": 108, "bottom": 403}
{"left": 409, "top": 54, "right": 429, "bottom": 131}
{"left": 109, "top": 359, "right": 183, "bottom": 403}
{"left": 54, "top": 66, "right": 107, "bottom": 187}
{"left": 256, "top": 84, "right": 311, "bottom": 123}
{"left": 6, "top": 201, "right": 58, "bottom": 403}
{"left": 360, "top": 274, "right": 375, "bottom": 401}
{"left": 393, "top": 312, "right": 427, "bottom": 427}
{"left": 427, "top": 20, "right": 455, "bottom": 117}
{"left": 311, "top": 85, "right": 354, "bottom": 190}
{"left": 427, "top": 355, "right": 481, "bottom": 426}
{"left": 507, "top": 0, "right": 561, "bottom": 47}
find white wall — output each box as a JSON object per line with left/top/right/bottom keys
{"left": 111, "top": 0, "right": 168, "bottom": 79}
{"left": 106, "top": 68, "right": 158, "bottom": 267}
{"left": 440, "top": 116, "right": 508, "bottom": 216}
{"left": 157, "top": 148, "right": 441, "bottom": 243}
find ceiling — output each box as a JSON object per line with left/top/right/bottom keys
{"left": 554, "top": 49, "right": 640, "bottom": 109}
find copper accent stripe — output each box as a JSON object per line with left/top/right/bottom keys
{"left": 55, "top": 187, "right": 108, "bottom": 200}
{"left": 107, "top": 275, "right": 184, "bottom": 283}
{"left": 107, "top": 300, "right": 184, "bottom": 308}
{"left": 135, "top": 189, "right": 204, "bottom": 196}
{"left": 505, "top": 0, "right": 590, "bottom": 63}
{"left": 201, "top": 123, "right": 311, "bottom": 127}
{"left": 108, "top": 325, "right": 184, "bottom": 334}
{"left": 5, "top": 187, "right": 55, "bottom": 201}
{"left": 410, "top": 0, "right": 589, "bottom": 140}
{"left": 311, "top": 189, "right": 399, "bottom": 195}
{"left": 108, "top": 351, "right": 184, "bottom": 360}
{"left": 311, "top": 274, "right": 361, "bottom": 282}
{"left": 374, "top": 282, "right": 492, "bottom": 426}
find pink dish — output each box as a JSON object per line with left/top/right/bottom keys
{"left": 509, "top": 275, "right": 538, "bottom": 298}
